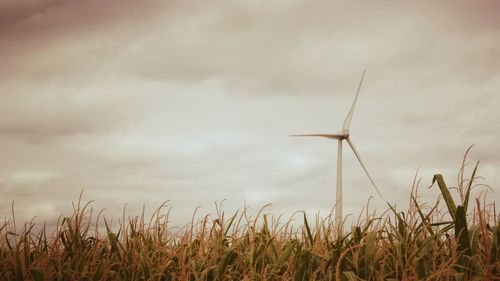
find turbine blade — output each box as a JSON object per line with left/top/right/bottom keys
{"left": 346, "top": 137, "right": 383, "bottom": 199}
{"left": 342, "top": 71, "right": 366, "bottom": 132}
{"left": 290, "top": 134, "right": 345, "bottom": 139}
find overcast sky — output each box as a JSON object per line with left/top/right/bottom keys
{"left": 1, "top": 0, "right": 499, "bottom": 226}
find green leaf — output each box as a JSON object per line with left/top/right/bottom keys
{"left": 93, "top": 261, "right": 104, "bottom": 281}
{"left": 412, "top": 195, "right": 435, "bottom": 236}
{"left": 276, "top": 241, "right": 295, "bottom": 268}
{"left": 343, "top": 271, "right": 364, "bottom": 281}
{"left": 224, "top": 211, "right": 238, "bottom": 236}
{"left": 454, "top": 206, "right": 471, "bottom": 257}
{"left": 30, "top": 268, "right": 44, "bottom": 281}
{"left": 204, "top": 266, "right": 217, "bottom": 281}
{"left": 417, "top": 257, "right": 426, "bottom": 279}
{"left": 432, "top": 174, "right": 457, "bottom": 221}
{"left": 463, "top": 161, "right": 479, "bottom": 213}
{"left": 218, "top": 248, "right": 237, "bottom": 278}
{"left": 303, "top": 213, "right": 314, "bottom": 246}
{"left": 453, "top": 272, "right": 466, "bottom": 281}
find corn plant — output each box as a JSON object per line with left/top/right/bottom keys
{"left": 0, "top": 153, "right": 498, "bottom": 280}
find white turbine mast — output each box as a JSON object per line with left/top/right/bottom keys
{"left": 291, "top": 71, "right": 383, "bottom": 228}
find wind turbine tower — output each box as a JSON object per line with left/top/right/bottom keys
{"left": 291, "top": 71, "right": 382, "bottom": 227}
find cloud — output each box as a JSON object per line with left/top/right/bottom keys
{"left": 0, "top": 0, "right": 167, "bottom": 84}
{"left": 91, "top": 0, "right": 499, "bottom": 100}
{"left": 0, "top": 0, "right": 499, "bottom": 226}
{"left": 0, "top": 89, "right": 127, "bottom": 142}
{"left": 0, "top": 0, "right": 165, "bottom": 37}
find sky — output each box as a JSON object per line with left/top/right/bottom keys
{"left": 1, "top": 0, "right": 499, "bottom": 227}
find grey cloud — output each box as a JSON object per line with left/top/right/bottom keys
{"left": 0, "top": 0, "right": 164, "bottom": 37}
{"left": 0, "top": 91, "right": 126, "bottom": 142}
{"left": 0, "top": 0, "right": 499, "bottom": 227}
{"left": 0, "top": 0, "right": 63, "bottom": 28}
{"left": 106, "top": 0, "right": 500, "bottom": 97}
{"left": 0, "top": 0, "right": 167, "bottom": 84}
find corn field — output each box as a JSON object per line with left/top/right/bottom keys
{"left": 0, "top": 155, "right": 499, "bottom": 280}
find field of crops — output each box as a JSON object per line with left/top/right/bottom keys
{"left": 1, "top": 156, "right": 498, "bottom": 280}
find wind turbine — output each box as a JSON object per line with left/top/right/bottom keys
{"left": 291, "top": 71, "right": 382, "bottom": 227}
